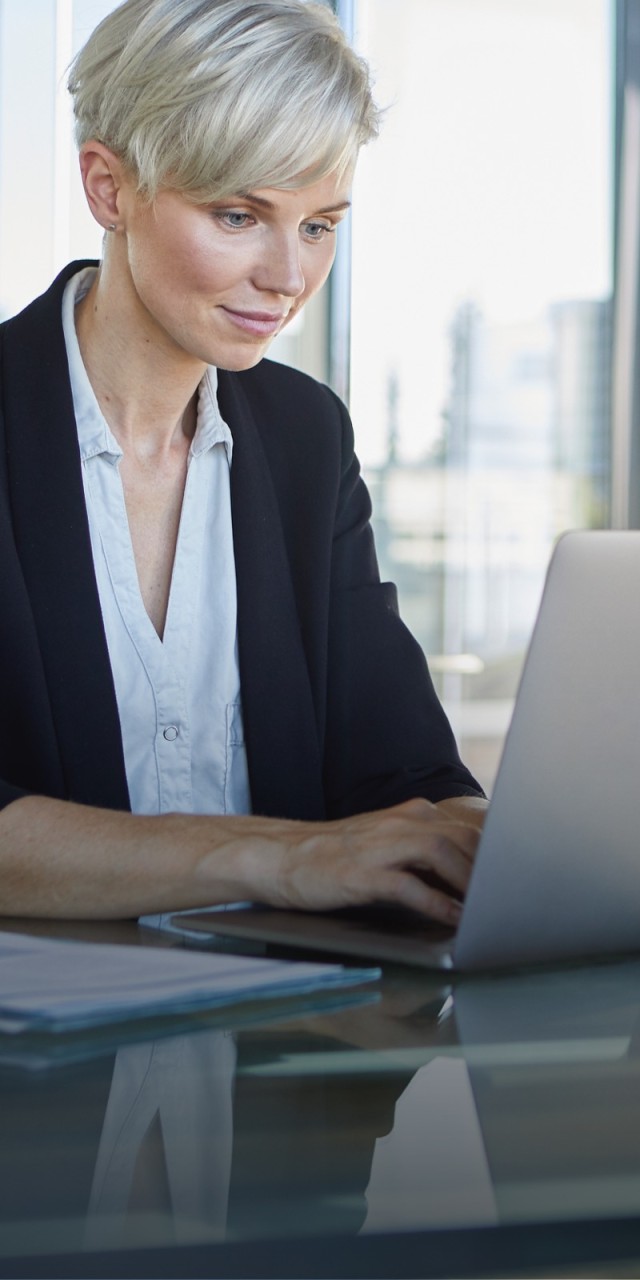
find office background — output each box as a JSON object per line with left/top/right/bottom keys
{"left": 0, "top": 0, "right": 626, "bottom": 794}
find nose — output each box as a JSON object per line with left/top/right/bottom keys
{"left": 253, "top": 230, "right": 305, "bottom": 299}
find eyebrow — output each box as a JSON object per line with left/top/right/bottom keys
{"left": 237, "top": 191, "right": 352, "bottom": 215}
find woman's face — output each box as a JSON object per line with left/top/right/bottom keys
{"left": 113, "top": 170, "right": 351, "bottom": 371}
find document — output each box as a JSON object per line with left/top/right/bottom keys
{"left": 0, "top": 930, "right": 380, "bottom": 1034}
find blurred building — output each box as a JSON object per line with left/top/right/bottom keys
{"left": 365, "top": 296, "right": 612, "bottom": 788}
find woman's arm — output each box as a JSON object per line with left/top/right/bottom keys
{"left": 0, "top": 792, "right": 485, "bottom": 923}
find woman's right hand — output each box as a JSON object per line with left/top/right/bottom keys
{"left": 235, "top": 796, "right": 484, "bottom": 927}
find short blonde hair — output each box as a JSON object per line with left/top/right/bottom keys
{"left": 68, "top": 0, "right": 379, "bottom": 201}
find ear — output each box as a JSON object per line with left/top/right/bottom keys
{"left": 78, "top": 141, "right": 128, "bottom": 232}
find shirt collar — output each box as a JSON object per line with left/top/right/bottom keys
{"left": 193, "top": 366, "right": 233, "bottom": 464}
{"left": 61, "top": 266, "right": 233, "bottom": 466}
{"left": 62, "top": 267, "right": 120, "bottom": 464}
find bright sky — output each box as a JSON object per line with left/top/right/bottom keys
{"left": 349, "top": 0, "right": 613, "bottom": 464}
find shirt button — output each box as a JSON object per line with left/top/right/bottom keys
{"left": 163, "top": 725, "right": 179, "bottom": 742}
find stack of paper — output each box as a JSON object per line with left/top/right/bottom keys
{"left": 0, "top": 930, "right": 380, "bottom": 1035}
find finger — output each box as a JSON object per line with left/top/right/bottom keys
{"left": 374, "top": 867, "right": 464, "bottom": 926}
{"left": 417, "top": 822, "right": 479, "bottom": 862}
{"left": 434, "top": 797, "right": 488, "bottom": 832}
{"left": 405, "top": 833, "right": 475, "bottom": 894}
{"left": 386, "top": 800, "right": 482, "bottom": 859}
{"left": 350, "top": 828, "right": 476, "bottom": 899}
{"left": 365, "top": 813, "right": 480, "bottom": 865}
{"left": 447, "top": 822, "right": 482, "bottom": 857}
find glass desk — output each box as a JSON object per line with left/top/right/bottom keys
{"left": 2, "top": 919, "right": 640, "bottom": 1278}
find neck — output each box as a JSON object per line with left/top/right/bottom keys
{"left": 75, "top": 257, "right": 206, "bottom": 459}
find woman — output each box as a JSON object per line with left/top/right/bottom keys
{"left": 0, "top": 0, "right": 486, "bottom": 923}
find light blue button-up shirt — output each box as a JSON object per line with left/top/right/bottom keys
{"left": 62, "top": 267, "right": 252, "bottom": 822}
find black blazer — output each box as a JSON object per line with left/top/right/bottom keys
{"left": 0, "top": 262, "right": 481, "bottom": 819}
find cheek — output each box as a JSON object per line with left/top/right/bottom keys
{"left": 130, "top": 215, "right": 233, "bottom": 303}
{"left": 299, "top": 243, "right": 337, "bottom": 305}
{"left": 183, "top": 251, "right": 260, "bottom": 313}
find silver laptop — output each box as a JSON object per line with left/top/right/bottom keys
{"left": 176, "top": 531, "right": 640, "bottom": 971}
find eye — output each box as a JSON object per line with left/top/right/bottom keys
{"left": 214, "top": 210, "right": 254, "bottom": 230}
{"left": 301, "top": 220, "right": 336, "bottom": 243}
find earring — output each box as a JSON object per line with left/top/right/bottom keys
{"left": 107, "top": 223, "right": 117, "bottom": 232}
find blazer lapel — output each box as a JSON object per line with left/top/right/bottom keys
{"left": 219, "top": 371, "right": 326, "bottom": 820}
{"left": 2, "top": 268, "right": 130, "bottom": 810}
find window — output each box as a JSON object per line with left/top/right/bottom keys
{"left": 348, "top": 0, "right": 613, "bottom": 792}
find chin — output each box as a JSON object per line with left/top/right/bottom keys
{"left": 214, "top": 345, "right": 271, "bottom": 373}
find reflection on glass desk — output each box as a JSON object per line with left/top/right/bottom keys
{"left": 2, "top": 920, "right": 640, "bottom": 1277}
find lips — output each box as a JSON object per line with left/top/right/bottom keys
{"left": 221, "top": 307, "right": 287, "bottom": 336}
